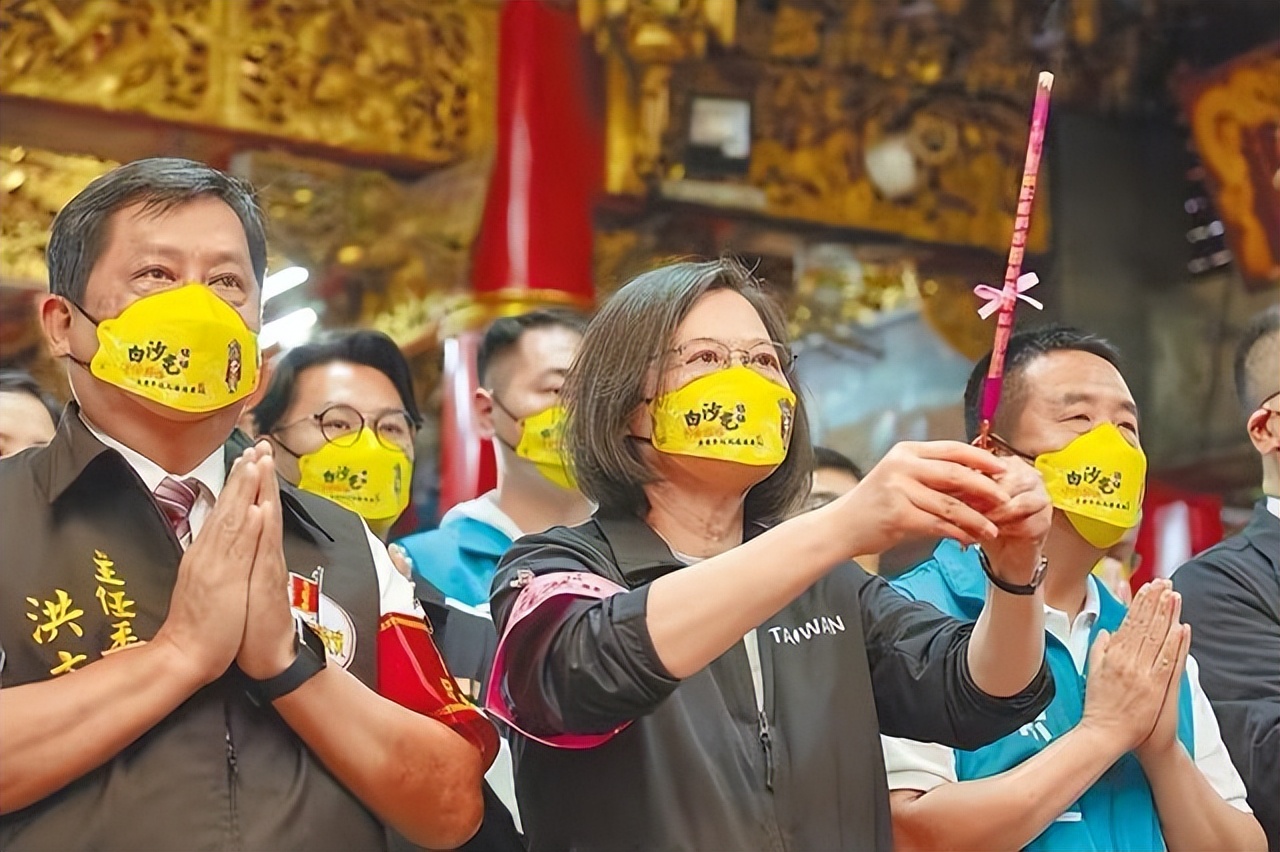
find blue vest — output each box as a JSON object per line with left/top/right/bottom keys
{"left": 893, "top": 541, "right": 1195, "bottom": 852}
{"left": 396, "top": 515, "right": 514, "bottom": 607}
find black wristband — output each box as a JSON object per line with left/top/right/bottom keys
{"left": 977, "top": 546, "right": 1047, "bottom": 596}
{"left": 246, "top": 620, "right": 327, "bottom": 705}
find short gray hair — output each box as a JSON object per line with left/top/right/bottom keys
{"left": 47, "top": 157, "right": 267, "bottom": 303}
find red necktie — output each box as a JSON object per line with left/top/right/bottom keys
{"left": 154, "top": 476, "right": 200, "bottom": 542}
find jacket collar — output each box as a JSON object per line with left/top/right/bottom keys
{"left": 593, "top": 512, "right": 771, "bottom": 584}
{"left": 40, "top": 405, "right": 332, "bottom": 543}
{"left": 1243, "top": 499, "right": 1280, "bottom": 572}
{"left": 42, "top": 402, "right": 117, "bottom": 504}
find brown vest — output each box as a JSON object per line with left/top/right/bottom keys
{"left": 0, "top": 409, "right": 387, "bottom": 852}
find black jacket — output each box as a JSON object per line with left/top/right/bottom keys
{"left": 1174, "top": 500, "right": 1280, "bottom": 851}
{"left": 490, "top": 514, "right": 1054, "bottom": 851}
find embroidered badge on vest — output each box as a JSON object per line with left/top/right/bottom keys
{"left": 288, "top": 566, "right": 357, "bottom": 669}
{"left": 25, "top": 549, "right": 145, "bottom": 676}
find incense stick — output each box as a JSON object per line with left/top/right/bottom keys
{"left": 978, "top": 71, "right": 1054, "bottom": 447}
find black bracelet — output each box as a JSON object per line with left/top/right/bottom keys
{"left": 246, "top": 620, "right": 327, "bottom": 705}
{"left": 976, "top": 547, "right": 1047, "bottom": 596}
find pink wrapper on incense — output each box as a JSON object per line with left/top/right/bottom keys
{"left": 977, "top": 71, "right": 1054, "bottom": 448}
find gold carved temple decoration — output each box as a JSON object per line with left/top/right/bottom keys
{"left": 0, "top": 145, "right": 118, "bottom": 288}
{"left": 587, "top": 0, "right": 1158, "bottom": 254}
{"left": 1180, "top": 43, "right": 1280, "bottom": 287}
{"left": 581, "top": 0, "right": 738, "bottom": 195}
{"left": 0, "top": 0, "right": 497, "bottom": 166}
{"left": 235, "top": 149, "right": 491, "bottom": 353}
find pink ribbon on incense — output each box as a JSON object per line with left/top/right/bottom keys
{"left": 973, "top": 272, "right": 1043, "bottom": 321}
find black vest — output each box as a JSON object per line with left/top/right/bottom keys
{"left": 0, "top": 410, "right": 387, "bottom": 852}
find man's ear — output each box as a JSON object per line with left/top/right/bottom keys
{"left": 1247, "top": 407, "right": 1280, "bottom": 455}
{"left": 474, "top": 387, "right": 496, "bottom": 440}
{"left": 39, "top": 295, "right": 74, "bottom": 358}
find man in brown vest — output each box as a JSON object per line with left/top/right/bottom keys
{"left": 0, "top": 158, "right": 490, "bottom": 851}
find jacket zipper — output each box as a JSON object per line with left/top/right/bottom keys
{"left": 225, "top": 703, "right": 240, "bottom": 846}
{"left": 757, "top": 709, "right": 775, "bottom": 791}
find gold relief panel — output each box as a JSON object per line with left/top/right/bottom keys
{"left": 1, "top": 0, "right": 219, "bottom": 124}
{"left": 228, "top": 0, "right": 496, "bottom": 163}
{"left": 235, "top": 149, "right": 490, "bottom": 349}
{"left": 1180, "top": 44, "right": 1280, "bottom": 287}
{"left": 1, "top": 0, "right": 497, "bottom": 166}
{"left": 0, "top": 145, "right": 118, "bottom": 288}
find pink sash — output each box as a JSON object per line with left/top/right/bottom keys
{"left": 485, "top": 570, "right": 631, "bottom": 749}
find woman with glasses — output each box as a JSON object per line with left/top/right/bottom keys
{"left": 486, "top": 258, "right": 1059, "bottom": 851}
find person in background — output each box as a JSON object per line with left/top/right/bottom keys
{"left": 252, "top": 330, "right": 421, "bottom": 563}
{"left": 0, "top": 158, "right": 491, "bottom": 851}
{"left": 252, "top": 329, "right": 524, "bottom": 852}
{"left": 396, "top": 309, "right": 593, "bottom": 609}
{"left": 802, "top": 446, "right": 880, "bottom": 573}
{"left": 486, "top": 258, "right": 1057, "bottom": 851}
{"left": 0, "top": 370, "right": 60, "bottom": 458}
{"left": 1175, "top": 303, "right": 1280, "bottom": 850}
{"left": 395, "top": 310, "right": 590, "bottom": 845}
{"left": 884, "top": 326, "right": 1262, "bottom": 852}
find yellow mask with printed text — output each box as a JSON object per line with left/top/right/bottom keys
{"left": 513, "top": 403, "right": 576, "bottom": 491}
{"left": 82, "top": 283, "right": 260, "bottom": 413}
{"left": 650, "top": 366, "right": 797, "bottom": 466}
{"left": 297, "top": 427, "right": 412, "bottom": 524}
{"left": 1034, "top": 423, "right": 1147, "bottom": 549}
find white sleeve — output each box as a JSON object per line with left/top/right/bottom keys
{"left": 1186, "top": 655, "right": 1253, "bottom": 813}
{"left": 364, "top": 521, "right": 421, "bottom": 618}
{"left": 883, "top": 735, "right": 957, "bottom": 793}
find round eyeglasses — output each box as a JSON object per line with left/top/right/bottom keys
{"left": 278, "top": 404, "right": 417, "bottom": 453}
{"left": 664, "top": 337, "right": 794, "bottom": 383}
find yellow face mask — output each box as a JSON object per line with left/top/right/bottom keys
{"left": 76, "top": 283, "right": 260, "bottom": 413}
{"left": 650, "top": 366, "right": 797, "bottom": 466}
{"left": 1033, "top": 423, "right": 1147, "bottom": 549}
{"left": 493, "top": 397, "right": 576, "bottom": 490}
{"left": 516, "top": 403, "right": 576, "bottom": 490}
{"left": 296, "top": 427, "right": 412, "bottom": 524}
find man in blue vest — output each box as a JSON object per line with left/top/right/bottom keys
{"left": 883, "top": 325, "right": 1264, "bottom": 851}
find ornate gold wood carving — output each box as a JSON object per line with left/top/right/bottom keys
{"left": 0, "top": 145, "right": 118, "bottom": 288}
{"left": 587, "top": 0, "right": 1156, "bottom": 253}
{"left": 234, "top": 149, "right": 490, "bottom": 351}
{"left": 0, "top": 0, "right": 497, "bottom": 166}
{"left": 1180, "top": 43, "right": 1280, "bottom": 287}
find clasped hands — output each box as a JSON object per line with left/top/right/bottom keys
{"left": 1080, "top": 579, "right": 1191, "bottom": 765}
{"left": 153, "top": 442, "right": 302, "bottom": 688}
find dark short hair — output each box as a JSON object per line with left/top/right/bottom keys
{"left": 813, "top": 446, "right": 863, "bottom": 481}
{"left": 1233, "top": 304, "right": 1280, "bottom": 412}
{"left": 48, "top": 158, "right": 268, "bottom": 304}
{"left": 564, "top": 257, "right": 812, "bottom": 523}
{"left": 251, "top": 330, "right": 422, "bottom": 434}
{"left": 963, "top": 325, "right": 1124, "bottom": 441}
{"left": 477, "top": 309, "right": 589, "bottom": 387}
{"left": 0, "top": 370, "right": 62, "bottom": 424}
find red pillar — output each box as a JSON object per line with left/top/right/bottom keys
{"left": 436, "top": 0, "right": 600, "bottom": 520}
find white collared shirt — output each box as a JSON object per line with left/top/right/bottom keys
{"left": 81, "top": 414, "right": 224, "bottom": 544}
{"left": 78, "top": 413, "right": 418, "bottom": 619}
{"left": 1267, "top": 496, "right": 1279, "bottom": 520}
{"left": 881, "top": 578, "right": 1252, "bottom": 813}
